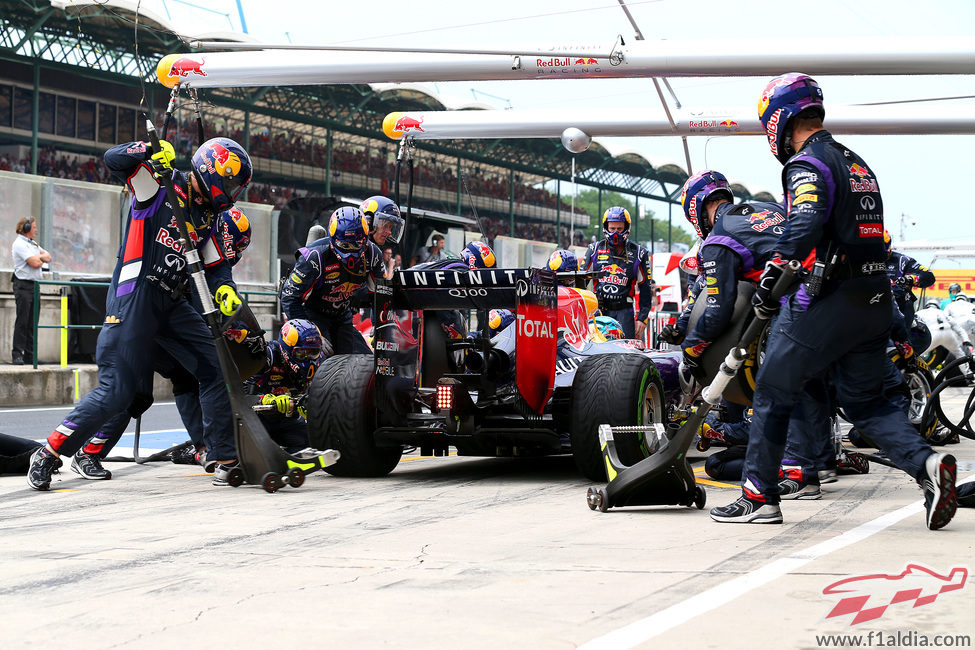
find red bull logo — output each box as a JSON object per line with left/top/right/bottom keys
{"left": 394, "top": 115, "right": 424, "bottom": 133}
{"left": 156, "top": 54, "right": 207, "bottom": 88}
{"left": 208, "top": 142, "right": 241, "bottom": 178}
{"left": 849, "top": 163, "right": 870, "bottom": 177}
{"left": 382, "top": 112, "right": 425, "bottom": 140}
{"left": 573, "top": 57, "right": 599, "bottom": 65}
{"left": 823, "top": 564, "right": 968, "bottom": 626}
{"left": 748, "top": 210, "right": 785, "bottom": 232}
{"left": 601, "top": 264, "right": 628, "bottom": 286}
{"left": 720, "top": 120, "right": 738, "bottom": 127}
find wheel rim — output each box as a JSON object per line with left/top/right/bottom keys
{"left": 906, "top": 372, "right": 930, "bottom": 425}
{"left": 639, "top": 379, "right": 663, "bottom": 454}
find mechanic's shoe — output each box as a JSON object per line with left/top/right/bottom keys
{"left": 212, "top": 461, "right": 241, "bottom": 486}
{"left": 778, "top": 478, "right": 822, "bottom": 500}
{"left": 837, "top": 450, "right": 870, "bottom": 475}
{"left": 197, "top": 448, "right": 216, "bottom": 473}
{"left": 27, "top": 447, "right": 61, "bottom": 491}
{"left": 710, "top": 495, "right": 782, "bottom": 524}
{"left": 818, "top": 469, "right": 838, "bottom": 484}
{"left": 921, "top": 453, "right": 956, "bottom": 530}
{"left": 957, "top": 482, "right": 975, "bottom": 508}
{"left": 170, "top": 443, "right": 197, "bottom": 465}
{"left": 71, "top": 451, "right": 112, "bottom": 480}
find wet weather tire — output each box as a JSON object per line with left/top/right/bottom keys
{"left": 307, "top": 354, "right": 401, "bottom": 477}
{"left": 570, "top": 354, "right": 665, "bottom": 481}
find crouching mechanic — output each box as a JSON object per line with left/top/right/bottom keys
{"left": 884, "top": 229, "right": 934, "bottom": 333}
{"left": 281, "top": 207, "right": 386, "bottom": 354}
{"left": 678, "top": 170, "right": 833, "bottom": 498}
{"left": 583, "top": 207, "right": 654, "bottom": 339}
{"left": 27, "top": 136, "right": 253, "bottom": 490}
{"left": 710, "top": 73, "right": 955, "bottom": 529}
{"left": 74, "top": 206, "right": 255, "bottom": 477}
{"left": 246, "top": 319, "right": 329, "bottom": 453}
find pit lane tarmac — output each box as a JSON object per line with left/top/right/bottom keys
{"left": 1, "top": 391, "right": 973, "bottom": 649}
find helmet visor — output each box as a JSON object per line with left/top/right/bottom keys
{"left": 374, "top": 215, "right": 404, "bottom": 244}
{"left": 292, "top": 346, "right": 321, "bottom": 363}
{"left": 221, "top": 174, "right": 248, "bottom": 203}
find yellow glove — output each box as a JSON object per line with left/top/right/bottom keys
{"left": 261, "top": 393, "right": 294, "bottom": 416}
{"left": 297, "top": 405, "right": 308, "bottom": 420}
{"left": 149, "top": 140, "right": 175, "bottom": 176}
{"left": 215, "top": 284, "right": 241, "bottom": 316}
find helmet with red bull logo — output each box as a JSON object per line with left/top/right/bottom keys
{"left": 548, "top": 249, "right": 580, "bottom": 280}
{"left": 883, "top": 229, "right": 893, "bottom": 259}
{"left": 328, "top": 206, "right": 370, "bottom": 265}
{"left": 461, "top": 241, "right": 496, "bottom": 269}
{"left": 486, "top": 308, "right": 515, "bottom": 337}
{"left": 191, "top": 138, "right": 252, "bottom": 212}
{"left": 601, "top": 207, "right": 630, "bottom": 246}
{"left": 359, "top": 195, "right": 404, "bottom": 245}
{"left": 219, "top": 206, "right": 251, "bottom": 265}
{"left": 279, "top": 318, "right": 325, "bottom": 380}
{"left": 758, "top": 73, "right": 825, "bottom": 164}
{"left": 680, "top": 170, "right": 733, "bottom": 239}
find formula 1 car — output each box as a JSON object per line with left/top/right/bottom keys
{"left": 306, "top": 267, "right": 688, "bottom": 480}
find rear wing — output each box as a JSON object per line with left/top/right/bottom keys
{"left": 388, "top": 267, "right": 532, "bottom": 310}
{"left": 372, "top": 267, "right": 557, "bottom": 414}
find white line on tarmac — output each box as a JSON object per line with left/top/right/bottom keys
{"left": 1, "top": 401, "right": 177, "bottom": 413}
{"left": 579, "top": 500, "right": 925, "bottom": 650}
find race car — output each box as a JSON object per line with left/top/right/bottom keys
{"left": 306, "top": 267, "right": 688, "bottom": 480}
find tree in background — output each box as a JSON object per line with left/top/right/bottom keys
{"left": 572, "top": 189, "right": 694, "bottom": 248}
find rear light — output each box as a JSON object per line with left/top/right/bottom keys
{"left": 435, "top": 384, "right": 453, "bottom": 412}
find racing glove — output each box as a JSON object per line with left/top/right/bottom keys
{"left": 149, "top": 139, "right": 175, "bottom": 177}
{"left": 752, "top": 260, "right": 787, "bottom": 319}
{"left": 215, "top": 284, "right": 242, "bottom": 317}
{"left": 895, "top": 274, "right": 919, "bottom": 288}
{"left": 893, "top": 340, "right": 914, "bottom": 360}
{"left": 657, "top": 323, "right": 685, "bottom": 345}
{"left": 261, "top": 393, "right": 295, "bottom": 416}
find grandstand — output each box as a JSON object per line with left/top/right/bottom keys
{"left": 0, "top": 0, "right": 777, "bottom": 261}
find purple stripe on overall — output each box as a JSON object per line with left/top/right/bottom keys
{"left": 704, "top": 236, "right": 754, "bottom": 271}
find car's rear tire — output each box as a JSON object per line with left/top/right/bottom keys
{"left": 570, "top": 354, "right": 665, "bottom": 481}
{"left": 307, "top": 354, "right": 401, "bottom": 477}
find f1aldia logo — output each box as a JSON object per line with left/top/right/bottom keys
{"left": 822, "top": 564, "right": 968, "bottom": 626}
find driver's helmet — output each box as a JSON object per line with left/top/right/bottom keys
{"left": 359, "top": 195, "right": 404, "bottom": 244}
{"left": 548, "top": 249, "right": 580, "bottom": 285}
{"left": 680, "top": 170, "right": 732, "bottom": 240}
{"left": 461, "top": 241, "right": 496, "bottom": 269}
{"left": 883, "top": 230, "right": 893, "bottom": 259}
{"left": 486, "top": 309, "right": 515, "bottom": 337}
{"left": 219, "top": 206, "right": 251, "bottom": 266}
{"left": 191, "top": 138, "right": 253, "bottom": 212}
{"left": 328, "top": 206, "right": 370, "bottom": 265}
{"left": 757, "top": 72, "right": 825, "bottom": 164}
{"left": 601, "top": 207, "right": 630, "bottom": 246}
{"left": 593, "top": 315, "right": 625, "bottom": 341}
{"left": 279, "top": 319, "right": 324, "bottom": 380}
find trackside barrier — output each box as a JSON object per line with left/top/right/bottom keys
{"left": 30, "top": 279, "right": 278, "bottom": 369}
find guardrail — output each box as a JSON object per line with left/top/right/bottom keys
{"left": 30, "top": 279, "right": 278, "bottom": 369}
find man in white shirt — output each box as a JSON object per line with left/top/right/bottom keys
{"left": 11, "top": 216, "right": 51, "bottom": 365}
